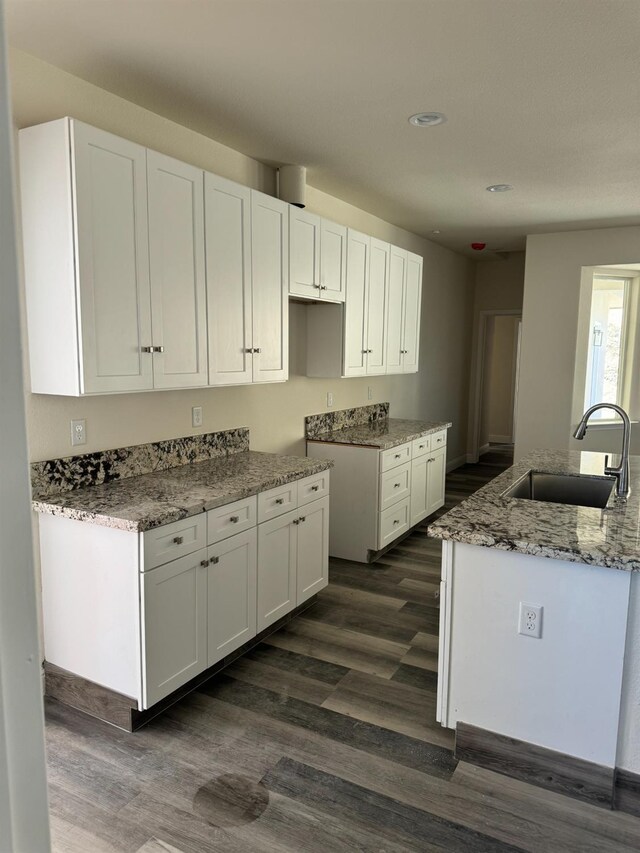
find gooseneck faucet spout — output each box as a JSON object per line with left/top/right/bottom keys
{"left": 573, "top": 403, "right": 631, "bottom": 499}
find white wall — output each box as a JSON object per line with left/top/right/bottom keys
{"left": 9, "top": 48, "right": 475, "bottom": 467}
{"left": 481, "top": 314, "right": 520, "bottom": 445}
{"left": 515, "top": 226, "right": 640, "bottom": 459}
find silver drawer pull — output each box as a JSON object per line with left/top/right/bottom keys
{"left": 314, "top": 283, "right": 321, "bottom": 289}
{"left": 320, "top": 285, "right": 328, "bottom": 290}
{"left": 394, "top": 483, "right": 400, "bottom": 488}
{"left": 253, "top": 347, "right": 262, "bottom": 354}
{"left": 200, "top": 559, "right": 209, "bottom": 568}
{"left": 229, "top": 515, "right": 239, "bottom": 523}
{"left": 141, "top": 345, "right": 154, "bottom": 353}
{"left": 419, "top": 444, "right": 425, "bottom": 449}
{"left": 394, "top": 454, "right": 401, "bottom": 459}
{"left": 173, "top": 536, "right": 184, "bottom": 545}
{"left": 155, "top": 345, "right": 164, "bottom": 353}
{"left": 275, "top": 498, "right": 285, "bottom": 505}
{"left": 311, "top": 485, "right": 319, "bottom": 492}
{"left": 211, "top": 556, "right": 219, "bottom": 565}
{"left": 299, "top": 516, "right": 306, "bottom": 523}
{"left": 293, "top": 518, "right": 300, "bottom": 525}
{"left": 393, "top": 519, "right": 400, "bottom": 525}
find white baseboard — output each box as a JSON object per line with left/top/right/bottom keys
{"left": 488, "top": 435, "right": 512, "bottom": 445}
{"left": 446, "top": 454, "right": 467, "bottom": 473}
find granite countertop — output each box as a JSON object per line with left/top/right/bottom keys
{"left": 306, "top": 418, "right": 452, "bottom": 450}
{"left": 428, "top": 449, "right": 640, "bottom": 572}
{"left": 33, "top": 451, "right": 332, "bottom": 533}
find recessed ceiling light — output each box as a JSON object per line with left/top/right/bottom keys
{"left": 409, "top": 112, "right": 447, "bottom": 127}
{"left": 431, "top": 229, "right": 441, "bottom": 235}
{"left": 486, "top": 184, "right": 513, "bottom": 192}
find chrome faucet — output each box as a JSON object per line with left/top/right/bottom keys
{"left": 573, "top": 403, "right": 631, "bottom": 499}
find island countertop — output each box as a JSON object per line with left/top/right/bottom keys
{"left": 306, "top": 418, "right": 452, "bottom": 450}
{"left": 32, "top": 451, "right": 332, "bottom": 533}
{"left": 428, "top": 449, "right": 640, "bottom": 572}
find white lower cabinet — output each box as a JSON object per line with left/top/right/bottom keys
{"left": 257, "top": 508, "right": 298, "bottom": 632}
{"left": 308, "top": 430, "right": 448, "bottom": 563}
{"left": 208, "top": 528, "right": 257, "bottom": 665}
{"left": 142, "top": 549, "right": 208, "bottom": 708}
{"left": 39, "top": 472, "right": 329, "bottom": 716}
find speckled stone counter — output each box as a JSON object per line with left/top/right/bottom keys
{"left": 33, "top": 451, "right": 332, "bottom": 533}
{"left": 306, "top": 418, "right": 452, "bottom": 450}
{"left": 428, "top": 449, "right": 640, "bottom": 571}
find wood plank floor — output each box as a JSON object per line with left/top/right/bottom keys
{"left": 45, "top": 446, "right": 640, "bottom": 852}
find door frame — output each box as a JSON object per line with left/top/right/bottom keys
{"left": 468, "top": 309, "right": 522, "bottom": 463}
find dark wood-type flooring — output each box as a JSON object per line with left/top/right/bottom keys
{"left": 45, "top": 447, "right": 640, "bottom": 852}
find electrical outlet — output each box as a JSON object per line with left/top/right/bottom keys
{"left": 70, "top": 419, "right": 86, "bottom": 447}
{"left": 368, "top": 386, "right": 373, "bottom": 400}
{"left": 192, "top": 406, "right": 203, "bottom": 428}
{"left": 518, "top": 602, "right": 543, "bottom": 638}
{"left": 327, "top": 392, "right": 334, "bottom": 408}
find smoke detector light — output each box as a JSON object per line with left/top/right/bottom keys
{"left": 486, "top": 184, "right": 513, "bottom": 192}
{"left": 409, "top": 112, "right": 447, "bottom": 127}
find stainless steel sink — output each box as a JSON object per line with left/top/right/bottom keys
{"left": 503, "top": 471, "right": 614, "bottom": 508}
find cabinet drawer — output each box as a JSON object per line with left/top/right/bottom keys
{"left": 258, "top": 481, "right": 298, "bottom": 523}
{"left": 380, "top": 442, "right": 412, "bottom": 473}
{"left": 378, "top": 497, "right": 410, "bottom": 549}
{"left": 412, "top": 435, "right": 431, "bottom": 458}
{"left": 207, "top": 496, "right": 257, "bottom": 545}
{"left": 143, "top": 514, "right": 207, "bottom": 571}
{"left": 379, "top": 462, "right": 411, "bottom": 511}
{"left": 431, "top": 430, "right": 447, "bottom": 450}
{"left": 298, "top": 470, "right": 330, "bottom": 507}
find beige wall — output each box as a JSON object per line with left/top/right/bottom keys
{"left": 467, "top": 252, "right": 525, "bottom": 456}
{"left": 516, "top": 226, "right": 640, "bottom": 459}
{"left": 9, "top": 49, "right": 475, "bottom": 467}
{"left": 481, "top": 315, "right": 520, "bottom": 446}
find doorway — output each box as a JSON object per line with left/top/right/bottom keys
{"left": 470, "top": 310, "right": 522, "bottom": 461}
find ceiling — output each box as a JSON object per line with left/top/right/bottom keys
{"left": 6, "top": 0, "right": 640, "bottom": 257}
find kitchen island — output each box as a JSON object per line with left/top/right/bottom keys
{"left": 428, "top": 449, "right": 640, "bottom": 809}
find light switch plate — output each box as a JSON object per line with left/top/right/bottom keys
{"left": 70, "top": 419, "right": 86, "bottom": 447}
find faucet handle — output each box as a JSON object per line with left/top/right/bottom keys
{"left": 604, "top": 454, "right": 610, "bottom": 473}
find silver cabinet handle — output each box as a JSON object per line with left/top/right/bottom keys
{"left": 173, "top": 536, "right": 183, "bottom": 545}
{"left": 155, "top": 345, "right": 164, "bottom": 353}
{"left": 311, "top": 485, "right": 319, "bottom": 492}
{"left": 313, "top": 283, "right": 321, "bottom": 289}
{"left": 395, "top": 454, "right": 401, "bottom": 459}
{"left": 394, "top": 483, "right": 400, "bottom": 488}
{"left": 211, "top": 556, "right": 219, "bottom": 564}
{"left": 393, "top": 519, "right": 400, "bottom": 525}
{"left": 245, "top": 347, "right": 254, "bottom": 353}
{"left": 293, "top": 518, "right": 300, "bottom": 525}
{"left": 253, "top": 347, "right": 262, "bottom": 354}
{"left": 299, "top": 516, "right": 306, "bottom": 523}
{"left": 141, "top": 346, "right": 154, "bottom": 353}
{"left": 200, "top": 559, "right": 209, "bottom": 568}
{"left": 419, "top": 444, "right": 425, "bottom": 449}
{"left": 320, "top": 285, "right": 327, "bottom": 290}
{"left": 245, "top": 347, "right": 262, "bottom": 354}
{"left": 229, "top": 515, "right": 239, "bottom": 523}
{"left": 275, "top": 497, "right": 285, "bottom": 505}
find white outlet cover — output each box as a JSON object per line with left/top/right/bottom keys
{"left": 518, "top": 602, "right": 543, "bottom": 638}
{"left": 70, "top": 418, "right": 86, "bottom": 447}
{"left": 368, "top": 386, "right": 373, "bottom": 400}
{"left": 327, "top": 392, "right": 334, "bottom": 408}
{"left": 192, "top": 406, "right": 203, "bottom": 428}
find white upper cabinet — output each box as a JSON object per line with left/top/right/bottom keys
{"left": 289, "top": 208, "right": 321, "bottom": 300}
{"left": 366, "top": 238, "right": 390, "bottom": 375}
{"left": 21, "top": 118, "right": 154, "bottom": 395}
{"left": 204, "top": 174, "right": 253, "bottom": 386}
{"left": 251, "top": 191, "right": 289, "bottom": 383}
{"left": 289, "top": 207, "right": 346, "bottom": 303}
{"left": 385, "top": 247, "right": 422, "bottom": 374}
{"left": 343, "top": 229, "right": 370, "bottom": 377}
{"left": 147, "top": 151, "right": 207, "bottom": 389}
{"left": 403, "top": 251, "right": 423, "bottom": 373}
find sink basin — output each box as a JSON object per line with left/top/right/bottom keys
{"left": 503, "top": 471, "right": 614, "bottom": 508}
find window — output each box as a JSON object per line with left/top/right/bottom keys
{"left": 582, "top": 268, "right": 640, "bottom": 419}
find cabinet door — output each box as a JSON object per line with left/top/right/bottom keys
{"left": 147, "top": 151, "right": 207, "bottom": 389}
{"left": 343, "top": 229, "right": 370, "bottom": 377}
{"left": 289, "top": 208, "right": 321, "bottom": 299}
{"left": 205, "top": 174, "right": 253, "bottom": 386}
{"left": 257, "top": 509, "right": 297, "bottom": 631}
{"left": 320, "top": 219, "right": 347, "bottom": 302}
{"left": 297, "top": 496, "right": 329, "bottom": 604}
{"left": 208, "top": 529, "right": 257, "bottom": 666}
{"left": 71, "top": 121, "right": 153, "bottom": 393}
{"left": 426, "top": 446, "right": 447, "bottom": 517}
{"left": 251, "top": 191, "right": 289, "bottom": 383}
{"left": 141, "top": 549, "right": 207, "bottom": 708}
{"left": 366, "top": 238, "right": 389, "bottom": 375}
{"left": 386, "top": 246, "right": 406, "bottom": 374}
{"left": 402, "top": 251, "right": 423, "bottom": 373}
{"left": 410, "top": 455, "right": 429, "bottom": 526}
